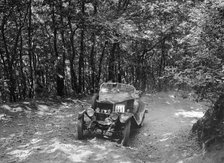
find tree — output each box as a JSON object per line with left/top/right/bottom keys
{"left": 1, "top": 0, "right": 219, "bottom": 102}
{"left": 170, "top": 0, "right": 224, "bottom": 101}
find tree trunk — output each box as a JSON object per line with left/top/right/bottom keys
{"left": 89, "top": 1, "right": 97, "bottom": 92}
{"left": 90, "top": 34, "right": 96, "bottom": 93}
{"left": 158, "top": 39, "right": 166, "bottom": 91}
{"left": 117, "top": 46, "right": 122, "bottom": 83}
{"left": 58, "top": 0, "right": 66, "bottom": 96}
{"left": 108, "top": 43, "right": 117, "bottom": 81}
{"left": 78, "top": 0, "right": 85, "bottom": 94}
{"left": 68, "top": 16, "right": 78, "bottom": 93}
{"left": 19, "top": 35, "right": 26, "bottom": 99}
{"left": 28, "top": 0, "right": 33, "bottom": 98}
{"left": 8, "top": 70, "right": 16, "bottom": 102}
{"left": 51, "top": 1, "right": 64, "bottom": 96}
{"left": 97, "top": 41, "right": 107, "bottom": 86}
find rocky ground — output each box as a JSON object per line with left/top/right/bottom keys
{"left": 0, "top": 92, "right": 224, "bottom": 163}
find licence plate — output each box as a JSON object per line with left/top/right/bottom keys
{"left": 115, "top": 105, "right": 125, "bottom": 113}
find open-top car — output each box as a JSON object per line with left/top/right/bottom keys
{"left": 77, "top": 82, "right": 147, "bottom": 145}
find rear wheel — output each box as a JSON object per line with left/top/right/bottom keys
{"left": 77, "top": 116, "right": 84, "bottom": 139}
{"left": 121, "top": 120, "right": 131, "bottom": 146}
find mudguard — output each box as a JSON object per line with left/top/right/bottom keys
{"left": 119, "top": 113, "right": 133, "bottom": 123}
{"left": 78, "top": 110, "right": 86, "bottom": 119}
{"left": 133, "top": 100, "right": 146, "bottom": 126}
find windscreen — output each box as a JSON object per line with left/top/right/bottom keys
{"left": 98, "top": 83, "right": 136, "bottom": 102}
{"left": 100, "top": 83, "right": 135, "bottom": 94}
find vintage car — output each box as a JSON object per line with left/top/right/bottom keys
{"left": 77, "top": 82, "right": 147, "bottom": 145}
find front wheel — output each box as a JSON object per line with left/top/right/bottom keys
{"left": 121, "top": 120, "right": 131, "bottom": 146}
{"left": 77, "top": 116, "right": 84, "bottom": 139}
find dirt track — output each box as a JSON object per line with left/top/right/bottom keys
{"left": 0, "top": 92, "right": 223, "bottom": 163}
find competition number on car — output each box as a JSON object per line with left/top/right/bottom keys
{"left": 115, "top": 104, "right": 125, "bottom": 113}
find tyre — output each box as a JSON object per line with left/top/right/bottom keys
{"left": 77, "top": 116, "right": 84, "bottom": 139}
{"left": 121, "top": 120, "right": 131, "bottom": 146}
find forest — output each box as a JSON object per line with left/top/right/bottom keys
{"left": 1, "top": 0, "right": 224, "bottom": 162}
{"left": 0, "top": 0, "right": 224, "bottom": 103}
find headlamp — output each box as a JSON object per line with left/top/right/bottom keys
{"left": 86, "top": 107, "right": 95, "bottom": 117}
{"left": 119, "top": 113, "right": 131, "bottom": 123}
{"left": 110, "top": 113, "right": 119, "bottom": 121}
{"left": 95, "top": 107, "right": 100, "bottom": 113}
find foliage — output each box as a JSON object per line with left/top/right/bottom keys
{"left": 169, "top": 0, "right": 224, "bottom": 102}
{"left": 1, "top": 0, "right": 224, "bottom": 102}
